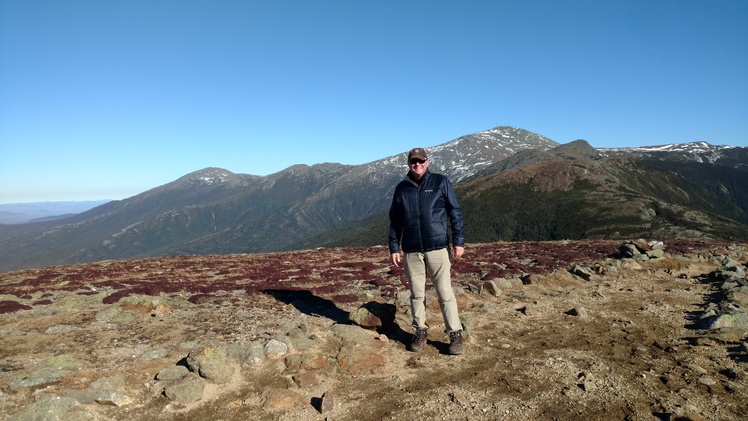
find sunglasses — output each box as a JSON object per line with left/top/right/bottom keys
{"left": 409, "top": 159, "right": 427, "bottom": 165}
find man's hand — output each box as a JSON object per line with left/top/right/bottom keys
{"left": 390, "top": 252, "right": 402, "bottom": 268}
{"left": 452, "top": 246, "right": 465, "bottom": 260}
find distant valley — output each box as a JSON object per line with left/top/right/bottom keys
{"left": 0, "top": 200, "right": 111, "bottom": 224}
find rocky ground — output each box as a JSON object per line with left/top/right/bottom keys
{"left": 0, "top": 239, "right": 747, "bottom": 420}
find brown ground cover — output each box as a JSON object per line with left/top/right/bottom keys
{"left": 0, "top": 239, "right": 746, "bottom": 420}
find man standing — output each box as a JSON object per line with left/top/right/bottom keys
{"left": 388, "top": 147, "right": 466, "bottom": 355}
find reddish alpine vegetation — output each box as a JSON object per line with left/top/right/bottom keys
{"left": 0, "top": 239, "right": 741, "bottom": 313}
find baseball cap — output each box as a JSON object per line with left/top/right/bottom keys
{"left": 407, "top": 148, "right": 428, "bottom": 161}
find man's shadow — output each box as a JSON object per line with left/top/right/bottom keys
{"left": 263, "top": 289, "right": 351, "bottom": 324}
{"left": 262, "top": 288, "right": 412, "bottom": 348}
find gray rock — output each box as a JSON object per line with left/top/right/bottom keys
{"left": 330, "top": 323, "right": 376, "bottom": 346}
{"left": 94, "top": 307, "right": 120, "bottom": 322}
{"left": 7, "top": 396, "right": 94, "bottom": 421}
{"left": 715, "top": 258, "right": 746, "bottom": 281}
{"left": 163, "top": 373, "right": 206, "bottom": 403}
{"left": 264, "top": 338, "right": 289, "bottom": 359}
{"left": 63, "top": 389, "right": 96, "bottom": 404}
{"left": 140, "top": 347, "right": 167, "bottom": 361}
{"left": 226, "top": 340, "right": 265, "bottom": 366}
{"left": 619, "top": 243, "right": 640, "bottom": 257}
{"left": 156, "top": 365, "right": 191, "bottom": 381}
{"left": 646, "top": 249, "right": 665, "bottom": 259}
{"left": 186, "top": 344, "right": 234, "bottom": 384}
{"left": 395, "top": 290, "right": 411, "bottom": 307}
{"left": 703, "top": 311, "right": 748, "bottom": 330}
{"left": 10, "top": 354, "right": 85, "bottom": 391}
{"left": 495, "top": 278, "right": 523, "bottom": 289}
{"left": 88, "top": 375, "right": 131, "bottom": 406}
{"left": 45, "top": 325, "right": 77, "bottom": 334}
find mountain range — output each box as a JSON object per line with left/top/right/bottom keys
{"left": 0, "top": 200, "right": 111, "bottom": 224}
{"left": 1, "top": 126, "right": 746, "bottom": 272}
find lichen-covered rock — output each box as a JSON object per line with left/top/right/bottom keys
{"left": 263, "top": 339, "right": 289, "bottom": 359}
{"left": 186, "top": 344, "right": 234, "bottom": 384}
{"left": 164, "top": 373, "right": 206, "bottom": 403}
{"left": 7, "top": 396, "right": 95, "bottom": 421}
{"left": 156, "top": 365, "right": 190, "bottom": 381}
{"left": 704, "top": 311, "right": 748, "bottom": 331}
{"left": 10, "top": 354, "right": 86, "bottom": 391}
{"left": 87, "top": 375, "right": 131, "bottom": 406}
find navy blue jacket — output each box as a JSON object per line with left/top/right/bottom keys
{"left": 388, "top": 170, "right": 465, "bottom": 254}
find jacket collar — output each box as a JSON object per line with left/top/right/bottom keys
{"left": 405, "top": 169, "right": 430, "bottom": 185}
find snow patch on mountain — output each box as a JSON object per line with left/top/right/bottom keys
{"left": 599, "top": 141, "right": 738, "bottom": 164}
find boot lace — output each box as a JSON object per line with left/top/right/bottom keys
{"left": 414, "top": 328, "right": 427, "bottom": 342}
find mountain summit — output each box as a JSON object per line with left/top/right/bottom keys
{"left": 0, "top": 126, "right": 746, "bottom": 272}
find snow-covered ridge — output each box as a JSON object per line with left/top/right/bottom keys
{"left": 599, "top": 141, "right": 738, "bottom": 164}
{"left": 602, "top": 141, "right": 735, "bottom": 154}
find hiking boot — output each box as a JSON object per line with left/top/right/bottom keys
{"left": 410, "top": 328, "right": 428, "bottom": 352}
{"left": 448, "top": 330, "right": 464, "bottom": 355}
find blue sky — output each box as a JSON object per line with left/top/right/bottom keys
{"left": 1, "top": 0, "right": 746, "bottom": 204}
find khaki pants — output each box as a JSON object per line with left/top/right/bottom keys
{"left": 404, "top": 248, "right": 462, "bottom": 333}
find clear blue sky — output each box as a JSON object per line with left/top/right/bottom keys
{"left": 1, "top": 0, "right": 746, "bottom": 204}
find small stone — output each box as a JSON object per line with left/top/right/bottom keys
{"left": 320, "top": 391, "right": 335, "bottom": 414}
{"left": 570, "top": 264, "right": 593, "bottom": 281}
{"left": 698, "top": 376, "right": 716, "bottom": 386}
{"left": 450, "top": 389, "right": 469, "bottom": 406}
{"left": 566, "top": 307, "right": 588, "bottom": 318}
{"left": 522, "top": 274, "right": 540, "bottom": 285}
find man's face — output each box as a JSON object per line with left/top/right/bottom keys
{"left": 408, "top": 158, "right": 429, "bottom": 180}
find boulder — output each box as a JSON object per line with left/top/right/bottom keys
{"left": 87, "top": 375, "right": 131, "bottom": 406}
{"left": 186, "top": 344, "right": 234, "bottom": 384}
{"left": 164, "top": 373, "right": 206, "bottom": 404}
{"left": 348, "top": 301, "right": 396, "bottom": 330}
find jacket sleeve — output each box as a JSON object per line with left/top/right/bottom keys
{"left": 445, "top": 179, "right": 465, "bottom": 247}
{"left": 388, "top": 191, "right": 402, "bottom": 254}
